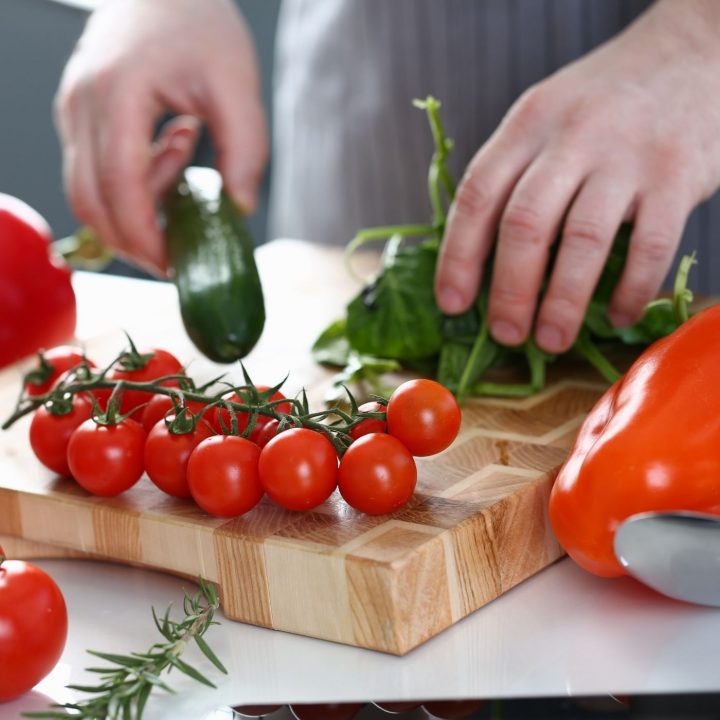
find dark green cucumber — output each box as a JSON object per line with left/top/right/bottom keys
{"left": 164, "top": 166, "right": 265, "bottom": 363}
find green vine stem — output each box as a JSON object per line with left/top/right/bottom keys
{"left": 672, "top": 252, "right": 697, "bottom": 325}
{"left": 3, "top": 352, "right": 387, "bottom": 458}
{"left": 413, "top": 96, "right": 456, "bottom": 225}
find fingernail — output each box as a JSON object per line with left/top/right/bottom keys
{"left": 438, "top": 285, "right": 465, "bottom": 314}
{"left": 609, "top": 312, "right": 632, "bottom": 328}
{"left": 490, "top": 320, "right": 522, "bottom": 346}
{"left": 536, "top": 324, "right": 565, "bottom": 353}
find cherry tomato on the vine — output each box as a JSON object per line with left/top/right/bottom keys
{"left": 255, "top": 418, "right": 282, "bottom": 448}
{"left": 67, "top": 418, "right": 146, "bottom": 496}
{"left": 259, "top": 428, "right": 338, "bottom": 511}
{"left": 338, "top": 433, "right": 417, "bottom": 515}
{"left": 144, "top": 416, "right": 214, "bottom": 498}
{"left": 109, "top": 348, "right": 183, "bottom": 417}
{"left": 141, "top": 393, "right": 209, "bottom": 434}
{"left": 187, "top": 435, "right": 263, "bottom": 517}
{"left": 212, "top": 386, "right": 292, "bottom": 443}
{"left": 24, "top": 345, "right": 90, "bottom": 397}
{"left": 387, "top": 379, "right": 461, "bottom": 456}
{"left": 29, "top": 394, "right": 93, "bottom": 476}
{"left": 348, "top": 401, "right": 387, "bottom": 440}
{"left": 0, "top": 555, "right": 68, "bottom": 702}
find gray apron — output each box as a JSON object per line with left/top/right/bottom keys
{"left": 269, "top": 0, "right": 719, "bottom": 293}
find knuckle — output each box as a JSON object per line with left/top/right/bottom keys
{"left": 562, "top": 218, "right": 609, "bottom": 254}
{"left": 492, "top": 284, "right": 536, "bottom": 308}
{"left": 453, "top": 174, "right": 493, "bottom": 219}
{"left": 632, "top": 229, "right": 674, "bottom": 265}
{"left": 440, "top": 241, "right": 480, "bottom": 269}
{"left": 506, "top": 84, "right": 547, "bottom": 132}
{"left": 500, "top": 204, "right": 544, "bottom": 247}
{"left": 541, "top": 292, "right": 584, "bottom": 326}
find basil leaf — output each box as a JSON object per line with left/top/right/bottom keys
{"left": 346, "top": 239, "right": 444, "bottom": 360}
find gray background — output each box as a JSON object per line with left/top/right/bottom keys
{"left": 0, "top": 0, "right": 281, "bottom": 277}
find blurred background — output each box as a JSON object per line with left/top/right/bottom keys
{"left": 0, "top": 0, "right": 280, "bottom": 278}
{"left": 1, "top": 0, "right": 719, "bottom": 290}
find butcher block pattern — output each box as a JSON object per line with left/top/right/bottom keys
{"left": 0, "top": 373, "right": 604, "bottom": 655}
{"left": 0, "top": 241, "right": 612, "bottom": 654}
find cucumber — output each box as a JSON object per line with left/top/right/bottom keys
{"left": 163, "top": 166, "right": 265, "bottom": 363}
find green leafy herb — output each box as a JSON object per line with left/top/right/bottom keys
{"left": 24, "top": 579, "right": 226, "bottom": 720}
{"left": 313, "top": 96, "right": 697, "bottom": 401}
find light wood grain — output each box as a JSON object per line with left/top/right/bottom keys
{"left": 0, "top": 240, "right": 606, "bottom": 655}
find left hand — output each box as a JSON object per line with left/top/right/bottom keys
{"left": 435, "top": 0, "right": 720, "bottom": 353}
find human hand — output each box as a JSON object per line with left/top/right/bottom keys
{"left": 54, "top": 0, "right": 267, "bottom": 275}
{"left": 435, "top": 0, "right": 720, "bottom": 353}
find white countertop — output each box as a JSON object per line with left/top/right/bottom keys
{"left": 3, "top": 251, "right": 720, "bottom": 719}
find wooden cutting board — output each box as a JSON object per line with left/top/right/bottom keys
{"left": 0, "top": 240, "right": 607, "bottom": 655}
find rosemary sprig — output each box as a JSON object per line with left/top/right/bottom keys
{"left": 25, "top": 579, "right": 227, "bottom": 720}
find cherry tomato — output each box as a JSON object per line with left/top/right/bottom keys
{"left": 144, "top": 416, "right": 214, "bottom": 498}
{"left": 24, "top": 345, "right": 89, "bottom": 397}
{"left": 338, "top": 433, "right": 416, "bottom": 515}
{"left": 29, "top": 394, "right": 93, "bottom": 476}
{"left": 108, "top": 348, "right": 183, "bottom": 417}
{"left": 349, "top": 401, "right": 387, "bottom": 440}
{"left": 255, "top": 418, "right": 281, "bottom": 448}
{"left": 141, "top": 393, "right": 208, "bottom": 434}
{"left": 187, "top": 435, "right": 263, "bottom": 517}
{"left": 259, "top": 428, "right": 338, "bottom": 511}
{"left": 67, "top": 418, "right": 146, "bottom": 496}
{"left": 212, "top": 386, "right": 291, "bottom": 442}
{"left": 0, "top": 557, "right": 68, "bottom": 702}
{"left": 387, "top": 379, "right": 461, "bottom": 456}
{"left": 373, "top": 702, "right": 424, "bottom": 713}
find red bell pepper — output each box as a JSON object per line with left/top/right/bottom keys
{"left": 549, "top": 304, "right": 720, "bottom": 577}
{"left": 0, "top": 194, "right": 76, "bottom": 369}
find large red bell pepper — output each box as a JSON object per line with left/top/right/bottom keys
{"left": 549, "top": 304, "right": 720, "bottom": 577}
{"left": 0, "top": 194, "right": 77, "bottom": 369}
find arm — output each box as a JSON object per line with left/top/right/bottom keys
{"left": 435, "top": 0, "right": 720, "bottom": 352}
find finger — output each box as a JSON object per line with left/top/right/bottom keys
{"left": 608, "top": 191, "right": 688, "bottom": 326}
{"left": 205, "top": 74, "right": 268, "bottom": 213}
{"left": 94, "top": 90, "right": 166, "bottom": 274}
{"left": 149, "top": 115, "right": 201, "bottom": 196}
{"left": 534, "top": 172, "right": 635, "bottom": 352}
{"left": 56, "top": 89, "right": 121, "bottom": 250}
{"left": 487, "top": 149, "right": 586, "bottom": 346}
{"left": 435, "top": 136, "right": 537, "bottom": 315}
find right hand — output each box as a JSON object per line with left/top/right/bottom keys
{"left": 54, "top": 0, "right": 268, "bottom": 275}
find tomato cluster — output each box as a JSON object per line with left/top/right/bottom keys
{"left": 19, "top": 345, "right": 462, "bottom": 518}
{"left": 0, "top": 545, "right": 68, "bottom": 702}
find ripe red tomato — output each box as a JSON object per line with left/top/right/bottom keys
{"left": 0, "top": 556, "right": 68, "bottom": 702}
{"left": 348, "top": 401, "right": 387, "bottom": 440}
{"left": 29, "top": 395, "right": 93, "bottom": 476}
{"left": 290, "top": 703, "right": 364, "bottom": 720}
{"left": 423, "top": 700, "right": 487, "bottom": 718}
{"left": 67, "top": 418, "right": 146, "bottom": 496}
{"left": 259, "top": 428, "right": 338, "bottom": 511}
{"left": 255, "top": 418, "right": 281, "bottom": 448}
{"left": 386, "top": 379, "right": 461, "bottom": 456}
{"left": 144, "top": 416, "right": 214, "bottom": 498}
{"left": 338, "top": 433, "right": 416, "bottom": 515}
{"left": 187, "top": 435, "right": 263, "bottom": 517}
{"left": 108, "top": 348, "right": 183, "bottom": 416}
{"left": 212, "top": 385, "right": 291, "bottom": 441}
{"left": 141, "top": 393, "right": 208, "bottom": 434}
{"left": 24, "top": 345, "right": 89, "bottom": 397}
